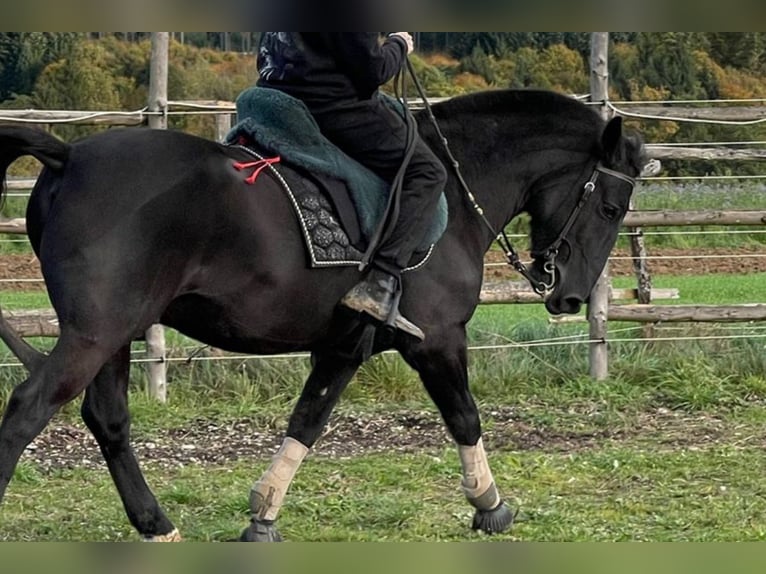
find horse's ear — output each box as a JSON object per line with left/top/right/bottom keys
{"left": 601, "top": 116, "right": 623, "bottom": 161}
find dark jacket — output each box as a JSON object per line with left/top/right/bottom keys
{"left": 256, "top": 33, "right": 408, "bottom": 113}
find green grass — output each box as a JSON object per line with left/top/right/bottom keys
{"left": 0, "top": 290, "right": 51, "bottom": 309}
{"left": 634, "top": 181, "right": 765, "bottom": 212}
{"left": 613, "top": 273, "right": 766, "bottom": 304}
{"left": 3, "top": 442, "right": 766, "bottom": 541}
{"left": 662, "top": 273, "right": 766, "bottom": 304}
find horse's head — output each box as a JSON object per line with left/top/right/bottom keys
{"left": 526, "top": 116, "right": 645, "bottom": 315}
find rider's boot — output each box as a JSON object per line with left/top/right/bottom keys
{"left": 339, "top": 268, "right": 425, "bottom": 341}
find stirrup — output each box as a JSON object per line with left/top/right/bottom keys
{"left": 339, "top": 272, "right": 425, "bottom": 341}
{"left": 383, "top": 286, "right": 424, "bottom": 341}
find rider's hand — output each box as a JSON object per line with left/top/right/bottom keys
{"left": 389, "top": 32, "right": 414, "bottom": 55}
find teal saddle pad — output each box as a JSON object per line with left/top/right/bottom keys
{"left": 225, "top": 86, "right": 448, "bottom": 254}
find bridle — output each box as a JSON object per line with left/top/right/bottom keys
{"left": 497, "top": 164, "right": 637, "bottom": 297}
{"left": 406, "top": 58, "right": 637, "bottom": 297}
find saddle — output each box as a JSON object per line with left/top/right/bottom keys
{"left": 224, "top": 87, "right": 448, "bottom": 269}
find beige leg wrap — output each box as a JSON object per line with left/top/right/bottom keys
{"left": 457, "top": 438, "right": 501, "bottom": 511}
{"left": 143, "top": 528, "right": 182, "bottom": 542}
{"left": 250, "top": 437, "right": 309, "bottom": 522}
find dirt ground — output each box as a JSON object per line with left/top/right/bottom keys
{"left": 20, "top": 404, "right": 751, "bottom": 474}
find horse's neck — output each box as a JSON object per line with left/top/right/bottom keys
{"left": 426, "top": 120, "right": 531, "bottom": 249}
{"left": 419, "top": 95, "right": 606, "bottom": 266}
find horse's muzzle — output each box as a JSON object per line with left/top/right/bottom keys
{"left": 545, "top": 293, "right": 584, "bottom": 315}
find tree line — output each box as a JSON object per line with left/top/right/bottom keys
{"left": 1, "top": 32, "right": 765, "bottom": 175}
{"left": 3, "top": 32, "right": 765, "bottom": 102}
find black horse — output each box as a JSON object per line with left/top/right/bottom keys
{"left": 0, "top": 89, "right": 644, "bottom": 541}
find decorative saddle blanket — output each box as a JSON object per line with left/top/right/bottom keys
{"left": 224, "top": 86, "right": 448, "bottom": 269}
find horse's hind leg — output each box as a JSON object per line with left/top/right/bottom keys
{"left": 401, "top": 331, "right": 516, "bottom": 535}
{"left": 80, "top": 345, "right": 179, "bottom": 542}
{"left": 240, "top": 351, "right": 362, "bottom": 542}
{"left": 0, "top": 332, "right": 116, "bottom": 504}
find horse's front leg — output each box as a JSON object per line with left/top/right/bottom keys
{"left": 240, "top": 351, "right": 362, "bottom": 542}
{"left": 402, "top": 330, "right": 516, "bottom": 535}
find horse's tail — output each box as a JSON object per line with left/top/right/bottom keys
{"left": 0, "top": 125, "right": 70, "bottom": 206}
{"left": 0, "top": 126, "right": 67, "bottom": 372}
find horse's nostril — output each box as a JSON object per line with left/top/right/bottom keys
{"left": 563, "top": 297, "right": 583, "bottom": 314}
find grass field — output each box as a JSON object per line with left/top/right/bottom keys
{"left": 0, "top": 181, "right": 764, "bottom": 541}
{"left": 4, "top": 439, "right": 766, "bottom": 542}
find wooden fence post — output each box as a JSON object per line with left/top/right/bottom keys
{"left": 145, "top": 32, "right": 170, "bottom": 402}
{"left": 148, "top": 34, "right": 169, "bottom": 131}
{"left": 215, "top": 113, "right": 232, "bottom": 142}
{"left": 588, "top": 32, "right": 611, "bottom": 380}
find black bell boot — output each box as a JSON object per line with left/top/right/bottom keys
{"left": 339, "top": 269, "right": 425, "bottom": 341}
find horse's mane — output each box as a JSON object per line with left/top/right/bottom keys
{"left": 431, "top": 89, "right": 600, "bottom": 126}
{"left": 428, "top": 89, "right": 645, "bottom": 171}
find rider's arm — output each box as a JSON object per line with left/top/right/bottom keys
{"left": 327, "top": 33, "right": 408, "bottom": 97}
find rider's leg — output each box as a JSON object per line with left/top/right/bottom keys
{"left": 315, "top": 100, "right": 446, "bottom": 339}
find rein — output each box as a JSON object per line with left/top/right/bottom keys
{"left": 405, "top": 58, "right": 636, "bottom": 297}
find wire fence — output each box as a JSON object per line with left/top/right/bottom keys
{"left": 1, "top": 94, "right": 765, "bottom": 375}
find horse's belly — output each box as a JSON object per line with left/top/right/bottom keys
{"left": 161, "top": 290, "right": 340, "bottom": 355}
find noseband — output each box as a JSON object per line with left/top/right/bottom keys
{"left": 498, "top": 163, "right": 637, "bottom": 296}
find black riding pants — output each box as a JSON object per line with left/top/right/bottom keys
{"left": 313, "top": 97, "right": 447, "bottom": 275}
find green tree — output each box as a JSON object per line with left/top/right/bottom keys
{"left": 706, "top": 33, "right": 763, "bottom": 72}
{"left": 501, "top": 44, "right": 587, "bottom": 93}
{"left": 460, "top": 44, "right": 497, "bottom": 84}
{"left": 535, "top": 44, "right": 588, "bottom": 93}
{"left": 0, "top": 33, "right": 80, "bottom": 101}
{"left": 636, "top": 33, "right": 703, "bottom": 99}
{"left": 32, "top": 40, "right": 126, "bottom": 140}
{"left": 609, "top": 41, "right": 640, "bottom": 100}
{"left": 507, "top": 47, "right": 540, "bottom": 89}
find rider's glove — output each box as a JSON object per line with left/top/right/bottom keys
{"left": 388, "top": 32, "right": 414, "bottom": 55}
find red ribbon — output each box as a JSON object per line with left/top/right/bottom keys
{"left": 233, "top": 156, "right": 281, "bottom": 184}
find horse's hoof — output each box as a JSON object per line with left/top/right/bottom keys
{"left": 239, "top": 519, "right": 283, "bottom": 542}
{"left": 471, "top": 501, "right": 516, "bottom": 534}
{"left": 143, "top": 528, "right": 182, "bottom": 542}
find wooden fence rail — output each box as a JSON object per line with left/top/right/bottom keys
{"left": 647, "top": 146, "right": 766, "bottom": 162}
{"left": 607, "top": 304, "right": 766, "bottom": 324}
{"left": 13, "top": 300, "right": 766, "bottom": 338}
{"left": 0, "top": 110, "right": 146, "bottom": 126}
{"left": 614, "top": 104, "right": 766, "bottom": 122}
